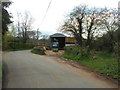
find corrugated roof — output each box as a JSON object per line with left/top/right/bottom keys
{"left": 50, "top": 33, "right": 66, "bottom": 37}
{"left": 65, "top": 37, "right": 77, "bottom": 43}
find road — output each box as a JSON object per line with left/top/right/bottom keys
{"left": 3, "top": 50, "right": 118, "bottom": 88}
{"left": 0, "top": 51, "right": 2, "bottom": 89}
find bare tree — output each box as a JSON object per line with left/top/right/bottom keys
{"left": 42, "top": 34, "right": 49, "bottom": 46}
{"left": 36, "top": 28, "right": 41, "bottom": 40}
{"left": 100, "top": 8, "right": 118, "bottom": 42}
{"left": 83, "top": 8, "right": 108, "bottom": 47}
{"left": 26, "top": 31, "right": 36, "bottom": 39}
{"left": 101, "top": 9, "right": 118, "bottom": 32}
{"left": 60, "top": 5, "right": 87, "bottom": 46}
{"left": 16, "top": 11, "right": 34, "bottom": 43}
{"left": 26, "top": 29, "right": 41, "bottom": 40}
{"left": 16, "top": 12, "right": 21, "bottom": 38}
{"left": 21, "top": 11, "right": 33, "bottom": 43}
{"left": 60, "top": 5, "right": 107, "bottom": 48}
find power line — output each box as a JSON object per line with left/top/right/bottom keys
{"left": 40, "top": 0, "right": 52, "bottom": 26}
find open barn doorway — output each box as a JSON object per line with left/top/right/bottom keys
{"left": 50, "top": 33, "right": 66, "bottom": 50}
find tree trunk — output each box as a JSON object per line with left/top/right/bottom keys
{"left": 86, "top": 30, "right": 91, "bottom": 47}
{"left": 75, "top": 34, "right": 82, "bottom": 47}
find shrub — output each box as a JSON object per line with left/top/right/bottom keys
{"left": 64, "top": 46, "right": 90, "bottom": 57}
{"left": 53, "top": 50, "right": 58, "bottom": 52}
{"left": 3, "top": 42, "right": 35, "bottom": 50}
{"left": 114, "top": 42, "right": 120, "bottom": 63}
{"left": 32, "top": 46, "right": 45, "bottom": 55}
{"left": 31, "top": 49, "right": 45, "bottom": 55}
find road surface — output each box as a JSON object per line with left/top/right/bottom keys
{"left": 0, "top": 51, "right": 2, "bottom": 89}
{"left": 3, "top": 50, "right": 118, "bottom": 88}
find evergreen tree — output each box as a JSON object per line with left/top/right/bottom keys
{"left": 2, "top": 2, "right": 12, "bottom": 35}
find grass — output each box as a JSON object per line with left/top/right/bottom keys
{"left": 31, "top": 49, "right": 45, "bottom": 55}
{"left": 4, "top": 48, "right": 32, "bottom": 51}
{"left": 62, "top": 51, "right": 119, "bottom": 79}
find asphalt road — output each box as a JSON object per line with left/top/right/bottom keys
{"left": 3, "top": 50, "right": 118, "bottom": 88}
{"left": 0, "top": 51, "right": 2, "bottom": 89}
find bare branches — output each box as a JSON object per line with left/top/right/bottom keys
{"left": 99, "top": 8, "right": 118, "bottom": 32}
{"left": 16, "top": 11, "right": 34, "bottom": 43}
{"left": 59, "top": 4, "right": 118, "bottom": 49}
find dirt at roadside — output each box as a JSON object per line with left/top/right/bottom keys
{"left": 45, "top": 50, "right": 64, "bottom": 56}
{"left": 45, "top": 50, "right": 119, "bottom": 88}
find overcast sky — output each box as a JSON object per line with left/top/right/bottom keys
{"left": 8, "top": 0, "right": 119, "bottom": 35}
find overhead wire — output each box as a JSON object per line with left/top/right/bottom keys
{"left": 40, "top": 0, "right": 52, "bottom": 26}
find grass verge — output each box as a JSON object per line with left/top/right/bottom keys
{"left": 62, "top": 51, "right": 119, "bottom": 80}
{"left": 4, "top": 48, "right": 32, "bottom": 51}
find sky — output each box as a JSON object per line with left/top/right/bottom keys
{"left": 8, "top": 0, "right": 119, "bottom": 35}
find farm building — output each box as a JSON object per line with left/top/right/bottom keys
{"left": 50, "top": 33, "right": 66, "bottom": 50}
{"left": 65, "top": 37, "right": 77, "bottom": 46}
{"left": 50, "top": 33, "right": 78, "bottom": 50}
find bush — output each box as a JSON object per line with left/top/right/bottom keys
{"left": 32, "top": 46, "right": 45, "bottom": 55}
{"left": 53, "top": 50, "right": 58, "bottom": 52}
{"left": 31, "top": 49, "right": 45, "bottom": 55}
{"left": 3, "top": 42, "right": 35, "bottom": 50}
{"left": 64, "top": 46, "right": 90, "bottom": 57}
{"left": 114, "top": 42, "right": 120, "bottom": 60}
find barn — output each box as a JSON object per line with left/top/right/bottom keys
{"left": 50, "top": 33, "right": 66, "bottom": 50}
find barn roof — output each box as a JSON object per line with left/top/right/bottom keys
{"left": 50, "top": 33, "right": 66, "bottom": 37}
{"left": 65, "top": 37, "right": 77, "bottom": 43}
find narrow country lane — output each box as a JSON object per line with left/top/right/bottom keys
{"left": 3, "top": 50, "right": 118, "bottom": 88}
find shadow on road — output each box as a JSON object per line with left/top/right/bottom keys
{"left": 2, "top": 61, "right": 9, "bottom": 88}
